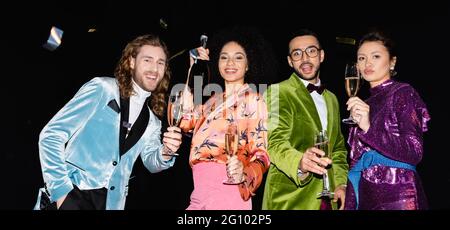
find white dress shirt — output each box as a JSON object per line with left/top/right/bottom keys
{"left": 129, "top": 80, "right": 151, "bottom": 126}
{"left": 299, "top": 77, "right": 328, "bottom": 131}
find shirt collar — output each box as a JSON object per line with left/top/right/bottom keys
{"left": 369, "top": 79, "right": 394, "bottom": 96}
{"left": 298, "top": 76, "right": 322, "bottom": 88}
{"left": 131, "top": 79, "right": 151, "bottom": 103}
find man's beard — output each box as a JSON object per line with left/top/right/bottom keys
{"left": 294, "top": 66, "right": 320, "bottom": 81}
{"left": 133, "top": 70, "right": 161, "bottom": 92}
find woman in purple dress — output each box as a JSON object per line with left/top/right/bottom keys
{"left": 344, "top": 30, "right": 430, "bottom": 210}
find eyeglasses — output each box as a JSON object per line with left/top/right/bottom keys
{"left": 289, "top": 46, "right": 321, "bottom": 61}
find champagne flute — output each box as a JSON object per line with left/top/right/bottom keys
{"left": 162, "top": 91, "right": 183, "bottom": 157}
{"left": 223, "top": 122, "right": 244, "bottom": 185}
{"left": 342, "top": 63, "right": 361, "bottom": 125}
{"left": 315, "top": 130, "right": 334, "bottom": 198}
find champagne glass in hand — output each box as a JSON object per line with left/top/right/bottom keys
{"left": 342, "top": 63, "right": 361, "bottom": 125}
{"left": 223, "top": 122, "right": 244, "bottom": 185}
{"left": 162, "top": 91, "right": 183, "bottom": 156}
{"left": 315, "top": 130, "right": 334, "bottom": 199}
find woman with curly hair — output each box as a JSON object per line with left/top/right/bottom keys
{"left": 180, "top": 26, "right": 277, "bottom": 210}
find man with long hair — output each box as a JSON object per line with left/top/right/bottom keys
{"left": 34, "top": 34, "right": 182, "bottom": 210}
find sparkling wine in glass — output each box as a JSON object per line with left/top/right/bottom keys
{"left": 315, "top": 130, "right": 334, "bottom": 199}
{"left": 163, "top": 91, "right": 183, "bottom": 157}
{"left": 342, "top": 63, "right": 361, "bottom": 125}
{"left": 223, "top": 122, "right": 244, "bottom": 185}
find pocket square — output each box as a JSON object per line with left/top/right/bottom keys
{"left": 107, "top": 99, "right": 120, "bottom": 113}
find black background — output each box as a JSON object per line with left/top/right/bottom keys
{"left": 1, "top": 0, "right": 449, "bottom": 212}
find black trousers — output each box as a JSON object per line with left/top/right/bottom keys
{"left": 58, "top": 186, "right": 107, "bottom": 210}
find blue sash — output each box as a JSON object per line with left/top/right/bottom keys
{"left": 348, "top": 150, "right": 416, "bottom": 209}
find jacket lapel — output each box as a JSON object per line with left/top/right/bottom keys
{"left": 121, "top": 98, "right": 150, "bottom": 156}
{"left": 323, "top": 90, "right": 334, "bottom": 137}
{"left": 119, "top": 97, "right": 130, "bottom": 155}
{"left": 290, "top": 74, "right": 322, "bottom": 130}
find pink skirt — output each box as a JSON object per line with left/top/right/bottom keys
{"left": 187, "top": 162, "right": 252, "bottom": 210}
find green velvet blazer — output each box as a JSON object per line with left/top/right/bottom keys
{"left": 262, "top": 73, "right": 348, "bottom": 210}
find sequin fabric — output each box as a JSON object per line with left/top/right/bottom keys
{"left": 345, "top": 79, "right": 430, "bottom": 210}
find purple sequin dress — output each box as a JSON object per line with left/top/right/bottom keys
{"left": 345, "top": 79, "right": 430, "bottom": 210}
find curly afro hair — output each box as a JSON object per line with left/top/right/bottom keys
{"left": 207, "top": 26, "right": 278, "bottom": 92}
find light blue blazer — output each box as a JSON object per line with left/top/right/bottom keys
{"left": 34, "top": 77, "right": 175, "bottom": 210}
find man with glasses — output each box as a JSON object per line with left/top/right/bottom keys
{"left": 262, "top": 29, "right": 348, "bottom": 210}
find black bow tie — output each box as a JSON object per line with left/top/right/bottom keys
{"left": 307, "top": 83, "right": 325, "bottom": 94}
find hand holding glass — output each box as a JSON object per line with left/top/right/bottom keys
{"left": 315, "top": 130, "right": 334, "bottom": 199}
{"left": 162, "top": 91, "right": 183, "bottom": 157}
{"left": 342, "top": 63, "right": 361, "bottom": 125}
{"left": 223, "top": 123, "right": 244, "bottom": 185}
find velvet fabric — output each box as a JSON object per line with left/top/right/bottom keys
{"left": 34, "top": 77, "right": 174, "bottom": 210}
{"left": 262, "top": 73, "right": 348, "bottom": 210}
